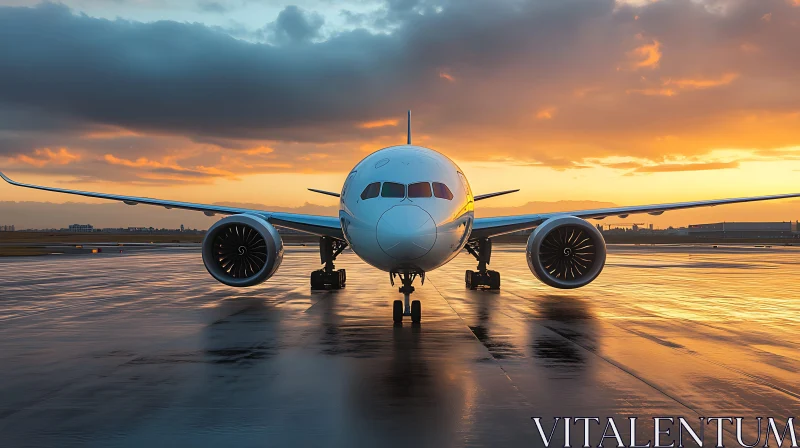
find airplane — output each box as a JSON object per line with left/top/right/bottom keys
{"left": 2, "top": 111, "right": 800, "bottom": 324}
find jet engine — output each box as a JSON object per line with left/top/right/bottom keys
{"left": 202, "top": 214, "right": 284, "bottom": 287}
{"left": 526, "top": 216, "right": 606, "bottom": 289}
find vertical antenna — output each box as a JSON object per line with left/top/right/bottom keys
{"left": 406, "top": 110, "right": 411, "bottom": 145}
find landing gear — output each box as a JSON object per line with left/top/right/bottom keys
{"left": 465, "top": 238, "right": 501, "bottom": 290}
{"left": 310, "top": 236, "right": 347, "bottom": 290}
{"left": 391, "top": 271, "right": 422, "bottom": 323}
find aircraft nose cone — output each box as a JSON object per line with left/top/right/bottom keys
{"left": 377, "top": 205, "right": 437, "bottom": 260}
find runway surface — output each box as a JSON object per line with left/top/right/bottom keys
{"left": 1, "top": 245, "right": 798, "bottom": 447}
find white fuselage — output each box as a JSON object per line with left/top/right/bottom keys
{"left": 339, "top": 145, "right": 475, "bottom": 273}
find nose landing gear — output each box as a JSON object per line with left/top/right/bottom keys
{"left": 391, "top": 271, "right": 422, "bottom": 323}
{"left": 465, "top": 238, "right": 501, "bottom": 290}
{"left": 311, "top": 237, "right": 348, "bottom": 290}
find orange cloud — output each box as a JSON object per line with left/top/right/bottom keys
{"left": 83, "top": 127, "right": 139, "bottom": 139}
{"left": 628, "top": 40, "right": 662, "bottom": 70}
{"left": 439, "top": 71, "right": 455, "bottom": 82}
{"left": 664, "top": 73, "right": 739, "bottom": 89}
{"left": 298, "top": 153, "right": 331, "bottom": 161}
{"left": 240, "top": 146, "right": 275, "bottom": 155}
{"left": 103, "top": 154, "right": 236, "bottom": 180}
{"left": 761, "top": 13, "right": 772, "bottom": 22}
{"left": 633, "top": 161, "right": 740, "bottom": 173}
{"left": 603, "top": 161, "right": 644, "bottom": 169}
{"left": 358, "top": 119, "right": 399, "bottom": 129}
{"left": 626, "top": 87, "right": 676, "bottom": 96}
{"left": 536, "top": 107, "right": 556, "bottom": 119}
{"left": 15, "top": 148, "right": 80, "bottom": 167}
{"left": 628, "top": 73, "right": 738, "bottom": 97}
{"left": 104, "top": 154, "right": 167, "bottom": 168}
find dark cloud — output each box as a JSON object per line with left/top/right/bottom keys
{"left": 0, "top": 0, "right": 799, "bottom": 183}
{"left": 266, "top": 5, "right": 325, "bottom": 43}
{"left": 197, "top": 1, "right": 229, "bottom": 14}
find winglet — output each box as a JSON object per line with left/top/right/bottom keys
{"left": 0, "top": 171, "right": 17, "bottom": 185}
{"left": 407, "top": 110, "right": 412, "bottom": 145}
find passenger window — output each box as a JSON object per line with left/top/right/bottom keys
{"left": 432, "top": 182, "right": 454, "bottom": 200}
{"left": 381, "top": 182, "right": 405, "bottom": 198}
{"left": 360, "top": 182, "right": 380, "bottom": 200}
{"left": 408, "top": 182, "right": 432, "bottom": 198}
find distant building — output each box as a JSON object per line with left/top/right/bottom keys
{"left": 0, "top": 224, "right": 14, "bottom": 231}
{"left": 126, "top": 227, "right": 156, "bottom": 232}
{"left": 687, "top": 222, "right": 797, "bottom": 238}
{"left": 68, "top": 224, "right": 94, "bottom": 232}
{"left": 180, "top": 224, "right": 184, "bottom": 232}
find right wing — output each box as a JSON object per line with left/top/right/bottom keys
{"left": 471, "top": 192, "right": 800, "bottom": 240}
{"left": 0, "top": 172, "right": 343, "bottom": 239}
{"left": 474, "top": 189, "right": 519, "bottom": 201}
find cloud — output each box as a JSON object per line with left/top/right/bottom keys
{"left": 633, "top": 161, "right": 740, "bottom": 173}
{"left": 628, "top": 39, "right": 662, "bottom": 69}
{"left": 359, "top": 118, "right": 400, "bottom": 129}
{"left": 102, "top": 154, "right": 238, "bottom": 182}
{"left": 197, "top": 1, "right": 228, "bottom": 14}
{"left": 536, "top": 107, "right": 556, "bottom": 120}
{"left": 626, "top": 87, "right": 676, "bottom": 96}
{"left": 266, "top": 5, "right": 325, "bottom": 43}
{"left": 664, "top": 73, "right": 739, "bottom": 89}
{"left": 603, "top": 161, "right": 644, "bottom": 169}
{"left": 0, "top": 0, "right": 799, "bottom": 183}
{"left": 14, "top": 148, "right": 80, "bottom": 167}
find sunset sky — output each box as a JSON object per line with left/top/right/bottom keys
{"left": 1, "top": 0, "right": 799, "bottom": 228}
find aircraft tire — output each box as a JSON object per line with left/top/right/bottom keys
{"left": 411, "top": 300, "right": 421, "bottom": 323}
{"left": 393, "top": 300, "right": 403, "bottom": 323}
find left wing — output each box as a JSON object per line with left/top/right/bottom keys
{"left": 0, "top": 172, "right": 343, "bottom": 239}
{"left": 308, "top": 188, "right": 341, "bottom": 198}
{"left": 471, "top": 192, "right": 800, "bottom": 240}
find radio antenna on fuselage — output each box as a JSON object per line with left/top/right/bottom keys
{"left": 406, "top": 110, "right": 411, "bottom": 145}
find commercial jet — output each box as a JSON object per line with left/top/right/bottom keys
{"left": 2, "top": 112, "right": 799, "bottom": 323}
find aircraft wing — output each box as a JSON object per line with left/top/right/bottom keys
{"left": 0, "top": 172, "right": 343, "bottom": 239}
{"left": 470, "top": 192, "right": 800, "bottom": 240}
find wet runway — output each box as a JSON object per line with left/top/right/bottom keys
{"left": 1, "top": 245, "right": 798, "bottom": 447}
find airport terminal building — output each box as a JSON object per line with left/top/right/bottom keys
{"left": 687, "top": 221, "right": 799, "bottom": 238}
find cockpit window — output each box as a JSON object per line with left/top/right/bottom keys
{"left": 360, "top": 182, "right": 380, "bottom": 200}
{"left": 381, "top": 182, "right": 405, "bottom": 198}
{"left": 408, "top": 182, "right": 432, "bottom": 198}
{"left": 432, "top": 182, "right": 454, "bottom": 200}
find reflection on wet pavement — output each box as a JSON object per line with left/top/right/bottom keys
{"left": 0, "top": 245, "right": 798, "bottom": 447}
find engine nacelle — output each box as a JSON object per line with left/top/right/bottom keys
{"left": 202, "top": 214, "right": 284, "bottom": 287}
{"left": 526, "top": 216, "right": 606, "bottom": 289}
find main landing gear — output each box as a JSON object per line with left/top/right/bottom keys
{"left": 310, "top": 237, "right": 348, "bottom": 290}
{"left": 391, "top": 271, "right": 422, "bottom": 324}
{"left": 464, "top": 238, "right": 501, "bottom": 290}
